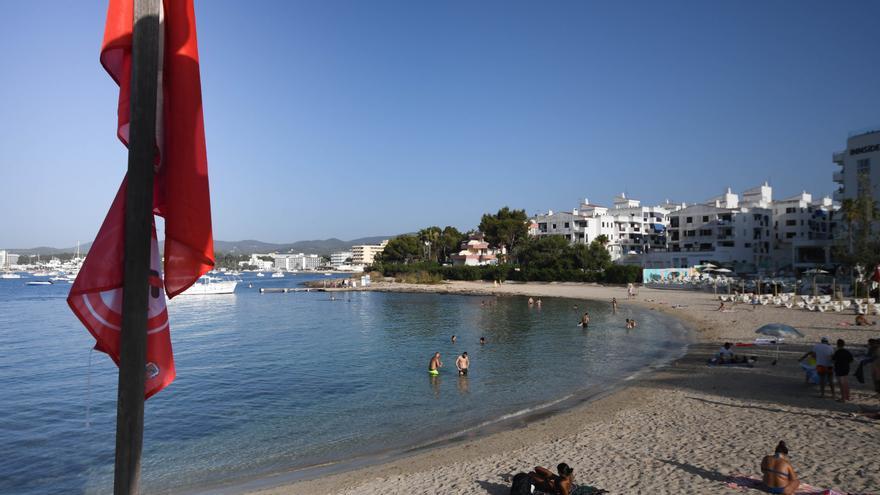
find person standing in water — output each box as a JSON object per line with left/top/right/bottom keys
{"left": 451, "top": 335, "right": 456, "bottom": 344}
{"left": 480, "top": 336, "right": 486, "bottom": 345}
{"left": 456, "top": 352, "right": 469, "bottom": 376}
{"left": 580, "top": 312, "right": 590, "bottom": 329}
{"left": 428, "top": 352, "right": 442, "bottom": 375}
{"left": 611, "top": 297, "right": 618, "bottom": 314}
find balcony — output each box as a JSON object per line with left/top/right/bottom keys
{"left": 833, "top": 171, "right": 844, "bottom": 183}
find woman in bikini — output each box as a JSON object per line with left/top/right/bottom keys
{"left": 760, "top": 441, "right": 799, "bottom": 494}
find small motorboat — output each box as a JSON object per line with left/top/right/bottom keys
{"left": 26, "top": 280, "right": 53, "bottom": 286}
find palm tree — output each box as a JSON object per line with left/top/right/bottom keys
{"left": 417, "top": 227, "right": 442, "bottom": 262}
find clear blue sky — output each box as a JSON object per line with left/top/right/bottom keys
{"left": 2, "top": 1, "right": 879, "bottom": 248}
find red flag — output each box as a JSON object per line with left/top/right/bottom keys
{"left": 68, "top": 187, "right": 174, "bottom": 398}
{"left": 100, "top": 0, "right": 214, "bottom": 296}
{"left": 67, "top": 0, "right": 213, "bottom": 398}
{"left": 872, "top": 265, "right": 880, "bottom": 283}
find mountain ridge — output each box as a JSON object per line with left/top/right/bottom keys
{"left": 7, "top": 235, "right": 395, "bottom": 257}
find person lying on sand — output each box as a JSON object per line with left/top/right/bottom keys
{"left": 760, "top": 441, "right": 799, "bottom": 494}
{"left": 855, "top": 314, "right": 876, "bottom": 326}
{"left": 529, "top": 463, "right": 574, "bottom": 495}
{"left": 528, "top": 464, "right": 608, "bottom": 495}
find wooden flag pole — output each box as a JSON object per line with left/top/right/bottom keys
{"left": 115, "top": 0, "right": 160, "bottom": 494}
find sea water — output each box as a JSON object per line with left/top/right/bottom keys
{"left": 0, "top": 275, "right": 689, "bottom": 494}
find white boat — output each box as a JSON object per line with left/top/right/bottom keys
{"left": 26, "top": 280, "right": 53, "bottom": 286}
{"left": 271, "top": 271, "right": 284, "bottom": 278}
{"left": 178, "top": 276, "right": 238, "bottom": 295}
{"left": 1, "top": 273, "right": 21, "bottom": 279}
{"left": 256, "top": 272, "right": 265, "bottom": 277}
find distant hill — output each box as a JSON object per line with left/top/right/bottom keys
{"left": 9, "top": 236, "right": 394, "bottom": 257}
{"left": 213, "top": 236, "right": 392, "bottom": 256}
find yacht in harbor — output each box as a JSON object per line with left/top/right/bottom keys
{"left": 178, "top": 275, "right": 238, "bottom": 295}
{"left": 271, "top": 271, "right": 284, "bottom": 278}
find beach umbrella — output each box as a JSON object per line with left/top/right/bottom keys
{"left": 756, "top": 323, "right": 804, "bottom": 365}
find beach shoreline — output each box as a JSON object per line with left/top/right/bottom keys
{"left": 242, "top": 281, "right": 879, "bottom": 495}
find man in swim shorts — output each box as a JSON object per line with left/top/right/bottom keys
{"left": 428, "top": 352, "right": 442, "bottom": 375}
{"left": 581, "top": 312, "right": 590, "bottom": 328}
{"left": 799, "top": 337, "right": 834, "bottom": 398}
{"left": 456, "top": 352, "right": 469, "bottom": 376}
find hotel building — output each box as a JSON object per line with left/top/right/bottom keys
{"left": 272, "top": 253, "right": 321, "bottom": 271}
{"left": 833, "top": 128, "right": 880, "bottom": 238}
{"left": 351, "top": 240, "right": 389, "bottom": 268}
{"left": 330, "top": 251, "right": 353, "bottom": 268}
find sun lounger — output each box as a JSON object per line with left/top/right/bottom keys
{"left": 725, "top": 474, "right": 846, "bottom": 494}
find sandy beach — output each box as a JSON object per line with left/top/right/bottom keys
{"left": 247, "top": 282, "right": 880, "bottom": 495}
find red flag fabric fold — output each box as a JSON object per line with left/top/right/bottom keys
{"left": 67, "top": 0, "right": 212, "bottom": 398}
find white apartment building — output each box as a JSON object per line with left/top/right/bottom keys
{"left": 833, "top": 128, "right": 880, "bottom": 206}
{"left": 605, "top": 194, "right": 674, "bottom": 258}
{"left": 272, "top": 253, "right": 321, "bottom": 271}
{"left": 239, "top": 254, "right": 274, "bottom": 271}
{"left": 351, "top": 240, "right": 388, "bottom": 267}
{"left": 533, "top": 183, "right": 837, "bottom": 273}
{"left": 663, "top": 185, "right": 772, "bottom": 272}
{"left": 330, "top": 251, "right": 353, "bottom": 268}
{"left": 531, "top": 196, "right": 672, "bottom": 260}
{"left": 771, "top": 193, "right": 836, "bottom": 270}
{"left": 0, "top": 250, "right": 20, "bottom": 268}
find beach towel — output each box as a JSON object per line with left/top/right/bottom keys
{"left": 725, "top": 474, "right": 847, "bottom": 494}
{"left": 535, "top": 485, "right": 607, "bottom": 495}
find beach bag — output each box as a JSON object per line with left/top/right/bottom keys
{"left": 510, "top": 472, "right": 534, "bottom": 495}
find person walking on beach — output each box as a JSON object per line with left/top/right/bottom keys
{"left": 832, "top": 339, "right": 854, "bottom": 403}
{"left": 799, "top": 337, "right": 835, "bottom": 398}
{"left": 456, "top": 352, "right": 469, "bottom": 376}
{"left": 428, "top": 352, "right": 442, "bottom": 376}
{"left": 760, "top": 441, "right": 799, "bottom": 494}
{"left": 611, "top": 297, "right": 618, "bottom": 314}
